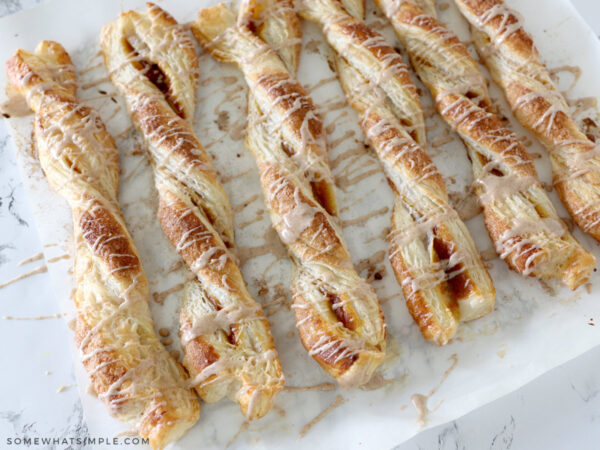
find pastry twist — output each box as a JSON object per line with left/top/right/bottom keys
{"left": 375, "top": 0, "right": 595, "bottom": 289}
{"left": 5, "top": 41, "right": 199, "bottom": 449}
{"left": 454, "top": 0, "right": 600, "bottom": 243}
{"left": 299, "top": 0, "right": 495, "bottom": 345}
{"left": 238, "top": 0, "right": 302, "bottom": 74}
{"left": 193, "top": 2, "right": 386, "bottom": 388}
{"left": 101, "top": 3, "right": 284, "bottom": 419}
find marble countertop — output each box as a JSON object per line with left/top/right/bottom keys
{"left": 1, "top": 0, "right": 599, "bottom": 449}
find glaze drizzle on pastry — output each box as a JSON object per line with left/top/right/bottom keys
{"left": 375, "top": 0, "right": 595, "bottom": 289}
{"left": 5, "top": 40, "right": 200, "bottom": 449}
{"left": 193, "top": 0, "right": 387, "bottom": 388}
{"left": 100, "top": 3, "right": 284, "bottom": 419}
{"left": 453, "top": 0, "right": 600, "bottom": 243}
{"left": 298, "top": 0, "right": 495, "bottom": 344}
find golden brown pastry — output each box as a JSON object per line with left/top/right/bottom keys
{"left": 298, "top": 0, "right": 495, "bottom": 345}
{"left": 238, "top": 0, "right": 302, "bottom": 74}
{"left": 375, "top": 0, "right": 596, "bottom": 289}
{"left": 193, "top": 1, "right": 386, "bottom": 388}
{"left": 100, "top": 3, "right": 284, "bottom": 419}
{"left": 5, "top": 40, "right": 199, "bottom": 449}
{"left": 454, "top": 0, "right": 600, "bottom": 242}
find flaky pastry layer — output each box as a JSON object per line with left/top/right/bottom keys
{"left": 193, "top": 1, "right": 387, "bottom": 387}
{"left": 101, "top": 3, "right": 284, "bottom": 419}
{"left": 376, "top": 0, "right": 595, "bottom": 290}
{"left": 454, "top": 0, "right": 600, "bottom": 243}
{"left": 5, "top": 40, "right": 199, "bottom": 449}
{"left": 298, "top": 0, "right": 495, "bottom": 345}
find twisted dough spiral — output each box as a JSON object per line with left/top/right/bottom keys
{"left": 193, "top": 1, "right": 386, "bottom": 388}
{"left": 376, "top": 0, "right": 595, "bottom": 289}
{"left": 5, "top": 41, "right": 199, "bottom": 449}
{"left": 454, "top": 0, "right": 600, "bottom": 243}
{"left": 101, "top": 3, "right": 284, "bottom": 419}
{"left": 298, "top": 0, "right": 496, "bottom": 345}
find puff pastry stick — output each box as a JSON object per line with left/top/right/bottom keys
{"left": 193, "top": 2, "right": 386, "bottom": 388}
{"left": 238, "top": 0, "right": 302, "bottom": 74}
{"left": 5, "top": 41, "right": 199, "bottom": 449}
{"left": 101, "top": 3, "right": 284, "bottom": 419}
{"left": 376, "top": 0, "right": 595, "bottom": 289}
{"left": 299, "top": 0, "right": 494, "bottom": 344}
{"left": 454, "top": 0, "right": 600, "bottom": 242}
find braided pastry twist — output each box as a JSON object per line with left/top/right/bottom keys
{"left": 193, "top": 1, "right": 386, "bottom": 388}
{"left": 375, "top": 0, "right": 595, "bottom": 289}
{"left": 299, "top": 0, "right": 495, "bottom": 345}
{"left": 453, "top": 0, "right": 600, "bottom": 243}
{"left": 101, "top": 3, "right": 284, "bottom": 419}
{"left": 5, "top": 41, "right": 199, "bottom": 449}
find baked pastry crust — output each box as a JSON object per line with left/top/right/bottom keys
{"left": 454, "top": 0, "right": 600, "bottom": 243}
{"left": 193, "top": 1, "right": 387, "bottom": 388}
{"left": 375, "top": 0, "right": 596, "bottom": 289}
{"left": 299, "top": 0, "right": 495, "bottom": 345}
{"left": 101, "top": 3, "right": 284, "bottom": 419}
{"left": 5, "top": 40, "right": 199, "bottom": 449}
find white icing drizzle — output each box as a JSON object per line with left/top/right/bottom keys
{"left": 453, "top": 0, "right": 600, "bottom": 242}
{"left": 17, "top": 252, "right": 44, "bottom": 266}
{"left": 181, "top": 303, "right": 263, "bottom": 344}
{"left": 410, "top": 353, "right": 458, "bottom": 428}
{"left": 0, "top": 265, "right": 48, "bottom": 289}
{"left": 298, "top": 394, "right": 346, "bottom": 438}
{"left": 200, "top": 5, "right": 338, "bottom": 205}
{"left": 188, "top": 349, "right": 279, "bottom": 387}
{"left": 102, "top": 3, "right": 284, "bottom": 417}
{"left": 2, "top": 313, "right": 63, "bottom": 320}
{"left": 196, "top": 0, "right": 386, "bottom": 386}
{"left": 5, "top": 40, "right": 199, "bottom": 442}
{"left": 299, "top": 0, "right": 495, "bottom": 339}
{"left": 56, "top": 384, "right": 76, "bottom": 393}
{"left": 478, "top": 3, "right": 524, "bottom": 44}
{"left": 376, "top": 0, "right": 594, "bottom": 287}
{"left": 496, "top": 217, "right": 567, "bottom": 275}
{"left": 476, "top": 172, "right": 537, "bottom": 206}
{"left": 280, "top": 187, "right": 322, "bottom": 244}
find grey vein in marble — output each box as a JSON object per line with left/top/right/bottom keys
{"left": 489, "top": 416, "right": 515, "bottom": 450}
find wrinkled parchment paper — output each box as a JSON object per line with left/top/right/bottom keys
{"left": 1, "top": 0, "right": 600, "bottom": 448}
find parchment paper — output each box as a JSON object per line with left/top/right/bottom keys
{"left": 1, "top": 0, "right": 600, "bottom": 448}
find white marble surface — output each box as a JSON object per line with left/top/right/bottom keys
{"left": 0, "top": 0, "right": 599, "bottom": 449}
